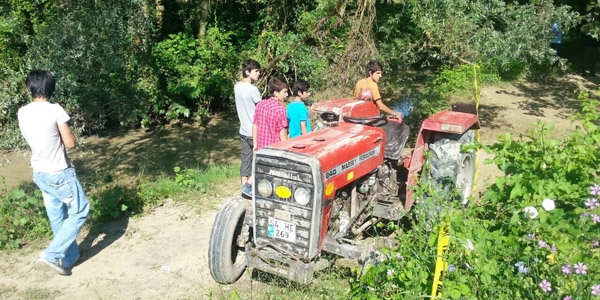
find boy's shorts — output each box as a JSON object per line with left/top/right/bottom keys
{"left": 240, "top": 134, "right": 253, "bottom": 177}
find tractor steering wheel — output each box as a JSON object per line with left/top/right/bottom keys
{"left": 342, "top": 115, "right": 388, "bottom": 127}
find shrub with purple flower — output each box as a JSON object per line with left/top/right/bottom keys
{"left": 514, "top": 261, "right": 528, "bottom": 274}
{"left": 592, "top": 284, "right": 600, "bottom": 296}
{"left": 590, "top": 183, "right": 600, "bottom": 196}
{"left": 574, "top": 262, "right": 587, "bottom": 275}
{"left": 586, "top": 198, "right": 599, "bottom": 209}
{"left": 562, "top": 263, "right": 572, "bottom": 275}
{"left": 539, "top": 279, "right": 552, "bottom": 293}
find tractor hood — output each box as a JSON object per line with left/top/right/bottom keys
{"left": 260, "top": 123, "right": 385, "bottom": 192}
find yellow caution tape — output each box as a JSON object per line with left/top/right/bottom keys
{"left": 472, "top": 64, "right": 480, "bottom": 197}
{"left": 431, "top": 223, "right": 450, "bottom": 298}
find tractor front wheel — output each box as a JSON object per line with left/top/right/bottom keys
{"left": 427, "top": 130, "right": 476, "bottom": 206}
{"left": 208, "top": 197, "right": 252, "bottom": 284}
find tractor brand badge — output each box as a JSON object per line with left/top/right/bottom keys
{"left": 324, "top": 147, "right": 380, "bottom": 180}
{"left": 268, "top": 169, "right": 301, "bottom": 181}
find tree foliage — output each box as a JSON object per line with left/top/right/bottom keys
{"left": 0, "top": 0, "right": 598, "bottom": 149}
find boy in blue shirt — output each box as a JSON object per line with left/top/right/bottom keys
{"left": 287, "top": 79, "right": 312, "bottom": 138}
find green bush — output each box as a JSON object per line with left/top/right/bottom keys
{"left": 432, "top": 64, "right": 500, "bottom": 99}
{"left": 0, "top": 187, "right": 50, "bottom": 249}
{"left": 350, "top": 89, "right": 600, "bottom": 299}
{"left": 152, "top": 27, "right": 239, "bottom": 125}
{"left": 23, "top": 1, "right": 159, "bottom": 133}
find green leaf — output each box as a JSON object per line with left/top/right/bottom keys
{"left": 9, "top": 189, "right": 26, "bottom": 200}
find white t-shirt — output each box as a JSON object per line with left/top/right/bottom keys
{"left": 234, "top": 81, "right": 261, "bottom": 137}
{"left": 18, "top": 101, "right": 71, "bottom": 173}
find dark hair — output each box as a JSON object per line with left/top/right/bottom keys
{"left": 268, "top": 77, "right": 288, "bottom": 96}
{"left": 365, "top": 60, "right": 383, "bottom": 77}
{"left": 26, "top": 70, "right": 56, "bottom": 99}
{"left": 241, "top": 59, "right": 261, "bottom": 78}
{"left": 291, "top": 79, "right": 310, "bottom": 97}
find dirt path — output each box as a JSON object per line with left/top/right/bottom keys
{"left": 0, "top": 75, "right": 597, "bottom": 300}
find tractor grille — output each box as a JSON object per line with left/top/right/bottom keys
{"left": 254, "top": 154, "right": 317, "bottom": 258}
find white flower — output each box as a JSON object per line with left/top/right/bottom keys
{"left": 463, "top": 239, "right": 475, "bottom": 251}
{"left": 541, "top": 199, "right": 555, "bottom": 211}
{"left": 523, "top": 206, "right": 538, "bottom": 219}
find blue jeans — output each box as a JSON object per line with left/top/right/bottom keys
{"left": 33, "top": 167, "right": 89, "bottom": 268}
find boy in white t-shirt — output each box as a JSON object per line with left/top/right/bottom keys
{"left": 234, "top": 59, "right": 261, "bottom": 197}
{"left": 18, "top": 70, "right": 89, "bottom": 276}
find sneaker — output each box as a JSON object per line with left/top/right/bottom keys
{"left": 241, "top": 182, "right": 253, "bottom": 198}
{"left": 38, "top": 256, "right": 71, "bottom": 276}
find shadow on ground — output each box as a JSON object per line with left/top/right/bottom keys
{"left": 72, "top": 112, "right": 240, "bottom": 184}
{"left": 476, "top": 75, "right": 598, "bottom": 136}
{"left": 76, "top": 217, "right": 129, "bottom": 265}
{"left": 495, "top": 75, "right": 592, "bottom": 118}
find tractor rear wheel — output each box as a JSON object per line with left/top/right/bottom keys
{"left": 208, "top": 197, "right": 252, "bottom": 284}
{"left": 427, "top": 130, "right": 476, "bottom": 206}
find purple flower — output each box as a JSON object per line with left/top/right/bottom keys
{"left": 592, "top": 215, "right": 600, "bottom": 224}
{"left": 574, "top": 262, "right": 587, "bottom": 275}
{"left": 592, "top": 237, "right": 599, "bottom": 248}
{"left": 387, "top": 269, "right": 395, "bottom": 276}
{"left": 551, "top": 244, "right": 558, "bottom": 252}
{"left": 515, "top": 261, "right": 524, "bottom": 267}
{"left": 592, "top": 284, "right": 600, "bottom": 296}
{"left": 590, "top": 183, "right": 600, "bottom": 196}
{"left": 564, "top": 296, "right": 572, "bottom": 300}
{"left": 539, "top": 279, "right": 552, "bottom": 293}
{"left": 562, "top": 263, "right": 572, "bottom": 275}
{"left": 396, "top": 253, "right": 404, "bottom": 261}
{"left": 539, "top": 240, "right": 548, "bottom": 248}
{"left": 448, "top": 264, "right": 455, "bottom": 272}
{"left": 514, "top": 261, "right": 528, "bottom": 274}
{"left": 586, "top": 198, "right": 599, "bottom": 209}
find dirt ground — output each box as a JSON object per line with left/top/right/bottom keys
{"left": 0, "top": 74, "right": 597, "bottom": 300}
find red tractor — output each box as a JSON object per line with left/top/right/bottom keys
{"left": 208, "top": 97, "right": 479, "bottom": 284}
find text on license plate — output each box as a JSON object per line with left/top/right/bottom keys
{"left": 268, "top": 217, "right": 296, "bottom": 242}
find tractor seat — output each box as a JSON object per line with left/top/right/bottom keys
{"left": 341, "top": 115, "right": 410, "bottom": 161}
{"left": 381, "top": 121, "right": 410, "bottom": 161}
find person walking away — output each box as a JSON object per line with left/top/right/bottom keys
{"left": 287, "top": 79, "right": 312, "bottom": 139}
{"left": 234, "top": 59, "right": 261, "bottom": 196}
{"left": 17, "top": 70, "right": 90, "bottom": 276}
{"left": 550, "top": 21, "right": 562, "bottom": 57}
{"left": 354, "top": 60, "right": 403, "bottom": 122}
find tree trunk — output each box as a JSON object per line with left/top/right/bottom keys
{"left": 198, "top": 0, "right": 210, "bottom": 38}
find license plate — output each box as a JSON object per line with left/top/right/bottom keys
{"left": 268, "top": 217, "right": 296, "bottom": 242}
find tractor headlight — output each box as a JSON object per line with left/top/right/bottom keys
{"left": 257, "top": 179, "right": 273, "bottom": 197}
{"left": 294, "top": 187, "right": 311, "bottom": 205}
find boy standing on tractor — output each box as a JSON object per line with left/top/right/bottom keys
{"left": 234, "top": 59, "right": 261, "bottom": 196}
{"left": 18, "top": 70, "right": 90, "bottom": 276}
{"left": 354, "top": 61, "right": 403, "bottom": 122}
{"left": 287, "top": 79, "right": 312, "bottom": 138}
